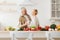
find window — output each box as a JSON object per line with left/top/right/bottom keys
{"left": 51, "top": 0, "right": 60, "bottom": 20}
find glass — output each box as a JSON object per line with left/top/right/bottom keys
{"left": 56, "top": 11, "right": 60, "bottom": 17}
{"left": 52, "top": 0, "right": 56, "bottom": 3}
{"left": 52, "top": 4, "right": 56, "bottom": 10}
{"left": 56, "top": 0, "right": 60, "bottom": 4}
{"left": 52, "top": 11, "right": 56, "bottom": 17}
{"left": 56, "top": 4, "right": 60, "bottom": 11}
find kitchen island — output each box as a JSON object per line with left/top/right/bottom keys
{"left": 0, "top": 31, "right": 60, "bottom": 40}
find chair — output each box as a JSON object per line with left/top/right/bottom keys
{"left": 0, "top": 31, "right": 11, "bottom": 40}
{"left": 49, "top": 31, "right": 60, "bottom": 40}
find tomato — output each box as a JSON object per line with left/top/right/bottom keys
{"left": 24, "top": 28, "right": 29, "bottom": 31}
{"left": 36, "top": 26, "right": 42, "bottom": 31}
{"left": 45, "top": 26, "right": 50, "bottom": 30}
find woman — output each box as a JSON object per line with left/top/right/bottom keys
{"left": 31, "top": 9, "right": 40, "bottom": 27}
{"left": 18, "top": 7, "right": 31, "bottom": 30}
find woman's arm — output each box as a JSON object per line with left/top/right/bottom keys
{"left": 18, "top": 21, "right": 29, "bottom": 28}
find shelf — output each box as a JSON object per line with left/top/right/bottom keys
{"left": 0, "top": 3, "right": 17, "bottom": 6}
{"left": 50, "top": 17, "right": 60, "bottom": 21}
{"left": 52, "top": 3, "right": 60, "bottom": 5}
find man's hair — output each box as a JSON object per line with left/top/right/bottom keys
{"left": 35, "top": 9, "right": 38, "bottom": 12}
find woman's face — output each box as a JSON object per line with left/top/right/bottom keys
{"left": 21, "top": 8, "right": 27, "bottom": 15}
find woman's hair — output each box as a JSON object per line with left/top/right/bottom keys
{"left": 19, "top": 7, "right": 31, "bottom": 23}
{"left": 21, "top": 7, "right": 27, "bottom": 15}
{"left": 21, "top": 7, "right": 26, "bottom": 10}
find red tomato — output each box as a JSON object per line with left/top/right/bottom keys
{"left": 38, "top": 26, "right": 42, "bottom": 30}
{"left": 45, "top": 26, "right": 50, "bottom": 30}
{"left": 24, "top": 28, "right": 29, "bottom": 31}
{"left": 36, "top": 26, "right": 42, "bottom": 31}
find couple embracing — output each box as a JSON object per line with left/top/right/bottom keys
{"left": 18, "top": 7, "right": 40, "bottom": 30}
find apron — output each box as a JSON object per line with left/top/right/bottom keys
{"left": 19, "top": 16, "right": 28, "bottom": 29}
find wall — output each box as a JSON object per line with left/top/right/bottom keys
{"left": 0, "top": 0, "right": 51, "bottom": 28}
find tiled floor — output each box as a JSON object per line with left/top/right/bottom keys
{"left": 0, "top": 38, "right": 60, "bottom": 40}
{"left": 53, "top": 38, "right": 60, "bottom": 40}
{"left": 16, "top": 38, "right": 47, "bottom": 40}
{"left": 17, "top": 38, "right": 27, "bottom": 40}
{"left": 32, "top": 38, "right": 47, "bottom": 40}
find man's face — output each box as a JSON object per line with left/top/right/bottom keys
{"left": 32, "top": 10, "right": 36, "bottom": 16}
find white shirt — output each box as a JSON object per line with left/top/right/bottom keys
{"left": 30, "top": 16, "right": 39, "bottom": 27}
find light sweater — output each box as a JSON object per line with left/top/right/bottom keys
{"left": 30, "top": 16, "right": 39, "bottom": 27}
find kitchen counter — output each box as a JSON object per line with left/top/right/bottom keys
{"left": 0, "top": 31, "right": 60, "bottom": 40}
